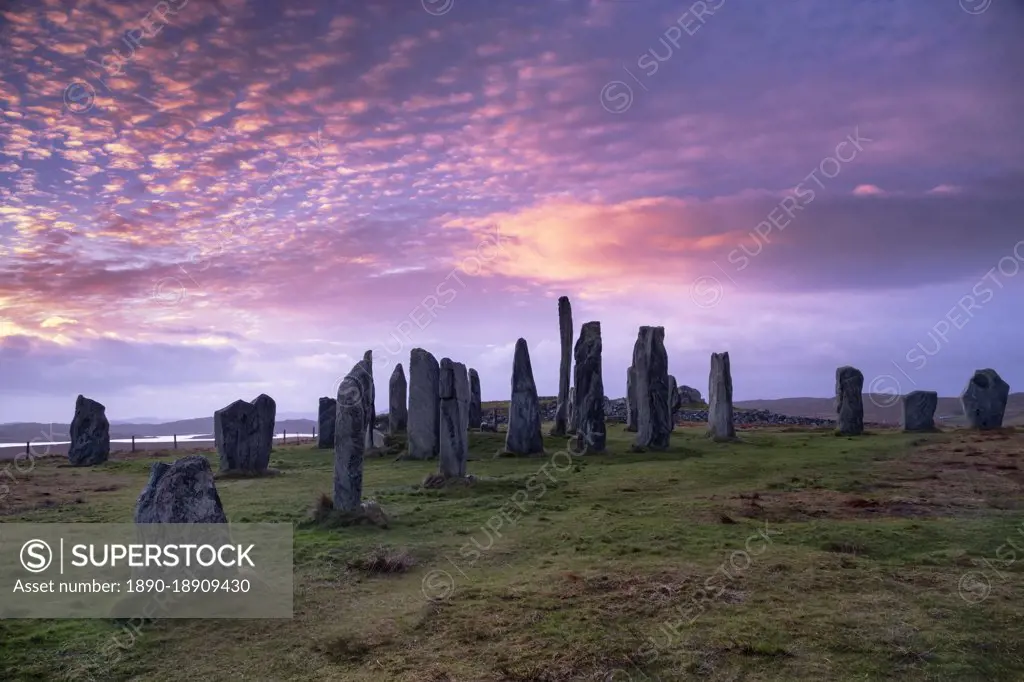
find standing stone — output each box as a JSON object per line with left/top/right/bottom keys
{"left": 902, "top": 390, "right": 938, "bottom": 432}
{"left": 134, "top": 456, "right": 228, "bottom": 524}
{"left": 407, "top": 348, "right": 441, "bottom": 460}
{"left": 572, "top": 321, "right": 606, "bottom": 453}
{"left": 317, "top": 397, "right": 336, "bottom": 449}
{"left": 552, "top": 296, "right": 574, "bottom": 435}
{"left": 362, "top": 350, "right": 375, "bottom": 448}
{"left": 389, "top": 364, "right": 408, "bottom": 434}
{"left": 633, "top": 327, "right": 670, "bottom": 450}
{"left": 706, "top": 353, "right": 735, "bottom": 441}
{"left": 961, "top": 368, "right": 1010, "bottom": 430}
{"left": 567, "top": 386, "right": 577, "bottom": 435}
{"left": 214, "top": 399, "right": 266, "bottom": 473}
{"left": 835, "top": 366, "right": 865, "bottom": 436}
{"left": 251, "top": 393, "right": 276, "bottom": 463}
{"left": 67, "top": 395, "right": 110, "bottom": 466}
{"left": 454, "top": 362, "right": 471, "bottom": 439}
{"left": 625, "top": 366, "right": 638, "bottom": 432}
{"left": 505, "top": 338, "right": 544, "bottom": 455}
{"left": 334, "top": 360, "right": 369, "bottom": 512}
{"left": 679, "top": 385, "right": 703, "bottom": 405}
{"left": 468, "top": 368, "right": 482, "bottom": 430}
{"left": 438, "top": 359, "right": 469, "bottom": 478}
{"left": 668, "top": 374, "right": 680, "bottom": 432}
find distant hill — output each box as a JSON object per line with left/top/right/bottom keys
{"left": 734, "top": 392, "right": 1024, "bottom": 426}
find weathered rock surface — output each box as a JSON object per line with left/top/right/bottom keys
{"left": 505, "top": 338, "right": 544, "bottom": 455}
{"left": 68, "top": 394, "right": 110, "bottom": 467}
{"left": 251, "top": 393, "right": 276, "bottom": 461}
{"left": 902, "top": 390, "right": 938, "bottom": 432}
{"left": 335, "top": 360, "right": 369, "bottom": 512}
{"left": 134, "top": 455, "right": 228, "bottom": 523}
{"left": 572, "top": 321, "right": 606, "bottom": 453}
{"left": 317, "top": 397, "right": 336, "bottom": 449}
{"left": 407, "top": 348, "right": 440, "bottom": 460}
{"left": 960, "top": 368, "right": 1010, "bottom": 430}
{"left": 439, "top": 358, "right": 469, "bottom": 478}
{"left": 835, "top": 366, "right": 865, "bottom": 436}
{"left": 389, "top": 364, "right": 408, "bottom": 434}
{"left": 668, "top": 374, "right": 679, "bottom": 432}
{"left": 706, "top": 352, "right": 736, "bottom": 441}
{"left": 678, "top": 385, "right": 703, "bottom": 405}
{"left": 552, "top": 296, "right": 573, "bottom": 436}
{"left": 469, "top": 368, "right": 482, "bottom": 430}
{"left": 625, "top": 366, "right": 638, "bottom": 432}
{"left": 215, "top": 399, "right": 269, "bottom": 472}
{"left": 633, "top": 327, "right": 671, "bottom": 450}
{"left": 567, "top": 386, "right": 576, "bottom": 435}
{"left": 363, "top": 350, "right": 375, "bottom": 449}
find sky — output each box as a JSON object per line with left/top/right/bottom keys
{"left": 1, "top": 0, "right": 1023, "bottom": 423}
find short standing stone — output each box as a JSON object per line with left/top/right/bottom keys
{"left": 679, "top": 385, "right": 703, "bottom": 405}
{"left": 438, "top": 359, "right": 469, "bottom": 478}
{"left": 552, "top": 296, "right": 574, "bottom": 435}
{"left": 214, "top": 399, "right": 265, "bottom": 472}
{"left": 961, "top": 368, "right": 1010, "bottom": 430}
{"left": 706, "top": 352, "right": 735, "bottom": 441}
{"left": 668, "top": 374, "right": 679, "bottom": 432}
{"left": 389, "top": 364, "right": 408, "bottom": 434}
{"left": 407, "top": 348, "right": 441, "bottom": 459}
{"left": 334, "top": 361, "right": 369, "bottom": 512}
{"left": 505, "top": 338, "right": 544, "bottom": 455}
{"left": 625, "top": 366, "right": 638, "bottom": 432}
{"left": 902, "top": 390, "right": 938, "bottom": 432}
{"left": 317, "top": 397, "right": 336, "bottom": 449}
{"left": 468, "top": 368, "right": 482, "bottom": 431}
{"left": 835, "top": 366, "right": 865, "bottom": 436}
{"left": 633, "top": 327, "right": 670, "bottom": 450}
{"left": 67, "top": 394, "right": 110, "bottom": 466}
{"left": 251, "top": 393, "right": 276, "bottom": 463}
{"left": 572, "top": 321, "right": 606, "bottom": 453}
{"left": 134, "top": 455, "right": 228, "bottom": 523}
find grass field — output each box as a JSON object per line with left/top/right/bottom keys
{"left": 2, "top": 423, "right": 1024, "bottom": 681}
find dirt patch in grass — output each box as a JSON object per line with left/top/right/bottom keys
{"left": 0, "top": 467, "right": 138, "bottom": 516}
{"left": 712, "top": 429, "right": 1024, "bottom": 522}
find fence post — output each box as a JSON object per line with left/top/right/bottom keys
{"left": 283, "top": 429, "right": 287, "bottom": 444}
{"left": 173, "top": 434, "right": 177, "bottom": 450}
{"left": 131, "top": 435, "right": 135, "bottom": 453}
{"left": 25, "top": 442, "right": 29, "bottom": 455}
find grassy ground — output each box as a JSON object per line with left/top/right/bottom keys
{"left": 2, "top": 423, "right": 1024, "bottom": 681}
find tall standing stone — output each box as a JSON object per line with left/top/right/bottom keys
{"left": 454, "top": 362, "right": 471, "bottom": 438}
{"left": 835, "top": 366, "right": 865, "bottom": 436}
{"left": 214, "top": 399, "right": 264, "bottom": 473}
{"left": 706, "top": 353, "right": 735, "bottom": 441}
{"left": 317, "top": 397, "right": 336, "bottom": 449}
{"left": 334, "top": 360, "right": 369, "bottom": 512}
{"left": 572, "top": 321, "right": 605, "bottom": 453}
{"left": 407, "top": 348, "right": 440, "bottom": 460}
{"left": 552, "top": 296, "right": 573, "bottom": 435}
{"left": 625, "top": 366, "right": 638, "bottom": 432}
{"left": 363, "top": 350, "right": 375, "bottom": 448}
{"left": 567, "top": 386, "right": 577, "bottom": 435}
{"left": 438, "top": 358, "right": 469, "bottom": 478}
{"left": 505, "top": 338, "right": 544, "bottom": 455}
{"left": 633, "top": 327, "right": 670, "bottom": 450}
{"left": 389, "top": 364, "right": 408, "bottom": 434}
{"left": 961, "top": 368, "right": 1010, "bottom": 430}
{"left": 251, "top": 393, "right": 276, "bottom": 462}
{"left": 67, "top": 395, "right": 110, "bottom": 466}
{"left": 468, "top": 368, "right": 482, "bottom": 429}
{"left": 667, "top": 374, "right": 679, "bottom": 432}
{"left": 902, "top": 390, "right": 938, "bottom": 432}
